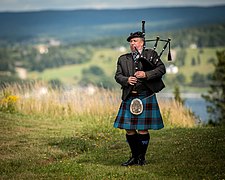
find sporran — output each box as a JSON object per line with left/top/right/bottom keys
{"left": 130, "top": 98, "right": 143, "bottom": 115}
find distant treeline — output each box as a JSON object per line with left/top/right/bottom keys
{"left": 80, "top": 23, "right": 225, "bottom": 49}
{"left": 167, "top": 23, "right": 225, "bottom": 48}
{"left": 0, "top": 45, "right": 93, "bottom": 73}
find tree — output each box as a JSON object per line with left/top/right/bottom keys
{"left": 191, "top": 57, "right": 196, "bottom": 66}
{"left": 0, "top": 48, "right": 15, "bottom": 73}
{"left": 197, "top": 54, "right": 201, "bottom": 65}
{"left": 191, "top": 72, "right": 206, "bottom": 87}
{"left": 175, "top": 73, "right": 186, "bottom": 85}
{"left": 202, "top": 50, "right": 225, "bottom": 125}
{"left": 79, "top": 65, "right": 116, "bottom": 89}
{"left": 175, "top": 49, "right": 186, "bottom": 67}
{"left": 85, "top": 66, "right": 105, "bottom": 76}
{"left": 173, "top": 85, "right": 185, "bottom": 105}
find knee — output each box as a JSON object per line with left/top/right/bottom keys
{"left": 126, "top": 130, "right": 137, "bottom": 135}
{"left": 138, "top": 130, "right": 149, "bottom": 134}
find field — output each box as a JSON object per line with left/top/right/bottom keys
{"left": 28, "top": 46, "right": 225, "bottom": 87}
{"left": 0, "top": 113, "right": 225, "bottom": 179}
{"left": 0, "top": 83, "right": 225, "bottom": 179}
{"left": 28, "top": 48, "right": 122, "bottom": 84}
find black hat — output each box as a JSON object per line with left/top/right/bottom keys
{"left": 127, "top": 31, "right": 144, "bottom": 42}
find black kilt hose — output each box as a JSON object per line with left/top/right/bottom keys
{"left": 114, "top": 91, "right": 164, "bottom": 130}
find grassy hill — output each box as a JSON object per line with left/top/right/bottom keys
{"left": 0, "top": 111, "right": 224, "bottom": 179}
{"left": 178, "top": 47, "right": 219, "bottom": 82}
{"left": 28, "top": 46, "right": 224, "bottom": 91}
{"left": 28, "top": 48, "right": 122, "bottom": 84}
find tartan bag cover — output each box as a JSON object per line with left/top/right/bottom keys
{"left": 114, "top": 92, "right": 164, "bottom": 130}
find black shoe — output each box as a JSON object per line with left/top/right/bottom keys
{"left": 121, "top": 157, "right": 138, "bottom": 166}
{"left": 138, "top": 156, "right": 146, "bottom": 166}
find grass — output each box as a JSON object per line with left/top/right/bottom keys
{"left": 0, "top": 82, "right": 224, "bottom": 179}
{"left": 0, "top": 82, "right": 197, "bottom": 127}
{"left": 0, "top": 112, "right": 225, "bottom": 179}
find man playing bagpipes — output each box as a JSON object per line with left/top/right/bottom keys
{"left": 114, "top": 21, "right": 171, "bottom": 166}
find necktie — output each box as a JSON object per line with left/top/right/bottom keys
{"left": 133, "top": 51, "right": 139, "bottom": 61}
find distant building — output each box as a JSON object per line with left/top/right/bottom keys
{"left": 49, "top": 38, "right": 61, "bottom": 46}
{"left": 116, "top": 46, "right": 127, "bottom": 52}
{"left": 34, "top": 38, "right": 61, "bottom": 54}
{"left": 35, "top": 45, "right": 49, "bottom": 54}
{"left": 15, "top": 67, "right": 27, "bottom": 79}
{"left": 190, "top": 43, "right": 197, "bottom": 49}
{"left": 166, "top": 64, "right": 178, "bottom": 74}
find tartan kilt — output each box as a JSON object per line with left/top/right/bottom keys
{"left": 114, "top": 92, "right": 164, "bottom": 130}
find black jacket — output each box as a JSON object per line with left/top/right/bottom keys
{"left": 115, "top": 49, "right": 166, "bottom": 100}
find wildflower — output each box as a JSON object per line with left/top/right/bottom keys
{"left": 0, "top": 95, "right": 19, "bottom": 113}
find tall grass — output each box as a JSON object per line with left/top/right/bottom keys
{"left": 0, "top": 81, "right": 197, "bottom": 128}
{"left": 159, "top": 98, "right": 197, "bottom": 127}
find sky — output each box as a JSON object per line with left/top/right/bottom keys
{"left": 0, "top": 0, "right": 225, "bottom": 12}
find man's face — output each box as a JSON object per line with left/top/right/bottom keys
{"left": 129, "top": 37, "right": 144, "bottom": 52}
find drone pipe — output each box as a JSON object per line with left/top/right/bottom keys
{"left": 158, "top": 39, "right": 171, "bottom": 58}
{"left": 153, "top": 36, "right": 160, "bottom": 50}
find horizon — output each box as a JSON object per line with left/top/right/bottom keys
{"left": 0, "top": 4, "right": 225, "bottom": 13}
{"left": 1, "top": 0, "right": 225, "bottom": 13}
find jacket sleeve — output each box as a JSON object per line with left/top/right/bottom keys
{"left": 114, "top": 57, "right": 129, "bottom": 87}
{"left": 145, "top": 51, "right": 166, "bottom": 80}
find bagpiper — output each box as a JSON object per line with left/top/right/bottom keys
{"left": 114, "top": 24, "right": 168, "bottom": 166}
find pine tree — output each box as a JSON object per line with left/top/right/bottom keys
{"left": 202, "top": 50, "right": 225, "bottom": 125}
{"left": 191, "top": 57, "right": 196, "bottom": 66}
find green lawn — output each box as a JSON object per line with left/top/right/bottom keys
{"left": 0, "top": 112, "right": 225, "bottom": 179}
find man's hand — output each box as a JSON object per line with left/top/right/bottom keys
{"left": 134, "top": 71, "right": 146, "bottom": 78}
{"left": 128, "top": 76, "right": 137, "bottom": 85}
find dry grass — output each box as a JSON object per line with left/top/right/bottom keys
{"left": 159, "top": 99, "right": 197, "bottom": 128}
{"left": 0, "top": 81, "right": 197, "bottom": 128}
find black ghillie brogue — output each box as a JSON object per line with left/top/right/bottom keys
{"left": 121, "top": 157, "right": 139, "bottom": 166}
{"left": 138, "top": 155, "right": 146, "bottom": 166}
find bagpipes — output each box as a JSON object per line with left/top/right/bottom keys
{"left": 134, "top": 20, "right": 172, "bottom": 71}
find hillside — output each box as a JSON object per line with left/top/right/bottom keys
{"left": 27, "top": 46, "right": 224, "bottom": 91}
{"left": 1, "top": 6, "right": 225, "bottom": 42}
{"left": 0, "top": 111, "right": 225, "bottom": 179}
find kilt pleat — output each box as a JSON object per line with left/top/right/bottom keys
{"left": 114, "top": 92, "right": 164, "bottom": 130}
